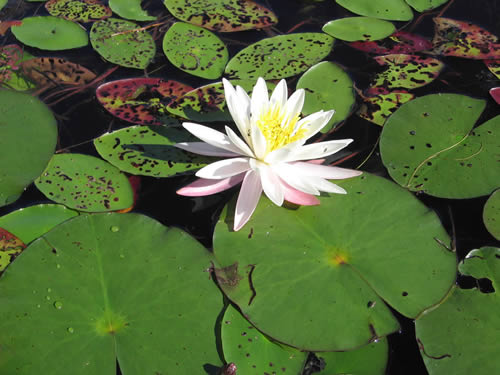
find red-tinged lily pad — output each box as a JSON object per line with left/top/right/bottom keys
{"left": 490, "top": 87, "right": 500, "bottom": 105}
{"left": 0, "top": 21, "right": 22, "bottom": 36}
{"left": 163, "top": 0, "right": 277, "bottom": 32}
{"left": 21, "top": 57, "right": 96, "bottom": 88}
{"left": 485, "top": 59, "right": 500, "bottom": 79}
{"left": 358, "top": 91, "right": 415, "bottom": 126}
{"left": 0, "top": 228, "right": 26, "bottom": 273}
{"left": 349, "top": 31, "right": 432, "bottom": 55}
{"left": 430, "top": 17, "right": 500, "bottom": 59}
{"left": 370, "top": 54, "right": 444, "bottom": 91}
{"left": 45, "top": 0, "right": 112, "bottom": 22}
{"left": 96, "top": 78, "right": 193, "bottom": 125}
{"left": 0, "top": 44, "right": 23, "bottom": 83}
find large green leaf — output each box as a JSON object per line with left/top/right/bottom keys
{"left": 45, "top": 0, "right": 112, "bottom": 22}
{"left": 380, "top": 94, "right": 500, "bottom": 198}
{"left": 405, "top": 0, "right": 448, "bottom": 12}
{"left": 415, "top": 247, "right": 500, "bottom": 375}
{"left": 90, "top": 18, "right": 155, "bottom": 69}
{"left": 336, "top": 0, "right": 413, "bottom": 21}
{"left": 483, "top": 189, "right": 500, "bottom": 240}
{"left": 224, "top": 33, "right": 334, "bottom": 80}
{"left": 163, "top": 22, "right": 228, "bottom": 79}
{"left": 0, "top": 213, "right": 224, "bottom": 374}
{"left": 296, "top": 61, "right": 355, "bottom": 132}
{"left": 35, "top": 154, "right": 134, "bottom": 212}
{"left": 0, "top": 90, "right": 57, "bottom": 207}
{"left": 213, "top": 173, "right": 456, "bottom": 351}
{"left": 94, "top": 126, "right": 211, "bottom": 178}
{"left": 322, "top": 17, "right": 395, "bottom": 42}
{"left": 11, "top": 16, "right": 88, "bottom": 50}
{"left": 109, "top": 0, "right": 155, "bottom": 21}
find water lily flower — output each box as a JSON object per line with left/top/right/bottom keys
{"left": 175, "top": 78, "right": 362, "bottom": 231}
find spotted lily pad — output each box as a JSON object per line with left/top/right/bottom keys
{"left": 0, "top": 228, "right": 26, "bottom": 273}
{"left": 405, "top": 0, "right": 448, "bottom": 12}
{"left": 94, "top": 126, "right": 212, "bottom": 178}
{"left": 485, "top": 59, "right": 500, "bottom": 79}
{"left": 336, "top": 0, "right": 413, "bottom": 21}
{"left": 322, "top": 17, "right": 395, "bottom": 42}
{"left": 163, "top": 22, "right": 228, "bottom": 79}
{"left": 484, "top": 190, "right": 500, "bottom": 240}
{"left": 108, "top": 0, "right": 155, "bottom": 21}
{"left": 225, "top": 33, "right": 334, "bottom": 80}
{"left": 35, "top": 153, "right": 134, "bottom": 212}
{"left": 96, "top": 78, "right": 193, "bottom": 125}
{"left": 296, "top": 61, "right": 355, "bottom": 132}
{"left": 11, "top": 16, "right": 88, "bottom": 51}
{"left": 90, "top": 18, "right": 156, "bottom": 69}
{"left": 380, "top": 94, "right": 500, "bottom": 198}
{"left": 415, "top": 247, "right": 500, "bottom": 375}
{"left": 0, "top": 44, "right": 23, "bottom": 83}
{"left": 221, "top": 305, "right": 307, "bottom": 373}
{"left": 358, "top": 91, "right": 415, "bottom": 126}
{"left": 429, "top": 17, "right": 500, "bottom": 59}
{"left": 0, "top": 213, "right": 224, "bottom": 374}
{"left": 45, "top": 0, "right": 112, "bottom": 22}
{"left": 349, "top": 31, "right": 432, "bottom": 54}
{"left": 0, "top": 90, "right": 57, "bottom": 207}
{"left": 163, "top": 0, "right": 277, "bottom": 32}
{"left": 213, "top": 173, "right": 456, "bottom": 351}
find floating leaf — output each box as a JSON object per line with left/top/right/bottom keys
{"left": 336, "top": 0, "right": 413, "bottom": 21}
{"left": 0, "top": 204, "right": 79, "bottom": 244}
{"left": 90, "top": 18, "right": 155, "bottom": 69}
{"left": 369, "top": 54, "right": 444, "bottom": 91}
{"left": 490, "top": 87, "right": 500, "bottom": 105}
{"left": 0, "top": 44, "right": 23, "bottom": 83}
{"left": 45, "top": 0, "right": 112, "bottom": 22}
{"left": 358, "top": 91, "right": 415, "bottom": 126}
{"left": 322, "top": 17, "right": 395, "bottom": 42}
{"left": 35, "top": 153, "right": 134, "bottom": 212}
{"left": 96, "top": 78, "right": 193, "bottom": 125}
{"left": 0, "top": 228, "right": 26, "bottom": 273}
{"left": 221, "top": 305, "right": 307, "bottom": 373}
{"left": 109, "top": 0, "right": 155, "bottom": 21}
{"left": 163, "top": 22, "right": 228, "bottom": 79}
{"left": 213, "top": 173, "right": 456, "bottom": 351}
{"left": 225, "top": 33, "right": 334, "bottom": 80}
{"left": 0, "top": 0, "right": 6, "bottom": 10}
{"left": 349, "top": 31, "right": 432, "bottom": 54}
{"left": 380, "top": 94, "right": 500, "bottom": 198}
{"left": 163, "top": 0, "right": 277, "bottom": 32}
{"left": 0, "top": 20, "right": 22, "bottom": 36}
{"left": 0, "top": 90, "right": 57, "bottom": 207}
{"left": 430, "top": 17, "right": 500, "bottom": 59}
{"left": 11, "top": 16, "right": 88, "bottom": 51}
{"left": 485, "top": 59, "right": 500, "bottom": 79}
{"left": 21, "top": 57, "right": 96, "bottom": 88}
{"left": 296, "top": 61, "right": 355, "bottom": 132}
{"left": 415, "top": 247, "right": 500, "bottom": 375}
{"left": 484, "top": 190, "right": 500, "bottom": 240}
{"left": 0, "top": 213, "right": 224, "bottom": 374}
{"left": 317, "top": 338, "right": 389, "bottom": 375}
{"left": 94, "top": 126, "right": 211, "bottom": 178}
{"left": 405, "top": 0, "right": 448, "bottom": 12}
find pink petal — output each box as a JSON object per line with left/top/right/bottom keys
{"left": 177, "top": 174, "right": 244, "bottom": 196}
{"left": 281, "top": 179, "right": 320, "bottom": 206}
{"left": 234, "top": 170, "right": 262, "bottom": 231}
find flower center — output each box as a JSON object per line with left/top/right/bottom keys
{"left": 255, "top": 104, "right": 306, "bottom": 153}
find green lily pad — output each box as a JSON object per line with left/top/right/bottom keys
{"left": 35, "top": 153, "right": 134, "bottom": 212}
{"left": 109, "top": 0, "right": 155, "bottom": 21}
{"left": 11, "top": 16, "right": 88, "bottom": 51}
{"left": 213, "top": 173, "right": 456, "bottom": 351}
{"left": 45, "top": 0, "right": 112, "bottom": 22}
{"left": 0, "top": 90, "right": 57, "bottom": 207}
{"left": 225, "top": 33, "right": 334, "bottom": 80}
{"left": 296, "top": 61, "right": 355, "bottom": 132}
{"left": 0, "top": 228, "right": 26, "bottom": 273}
{"left": 90, "top": 18, "right": 155, "bottom": 69}
{"left": 484, "top": 190, "right": 500, "bottom": 240}
{"left": 380, "top": 94, "right": 500, "bottom": 198}
{"left": 336, "top": 0, "right": 413, "bottom": 21}
{"left": 221, "top": 305, "right": 307, "bottom": 373}
{"left": 163, "top": 22, "right": 228, "bottom": 79}
{"left": 94, "top": 126, "right": 211, "bottom": 178}
{"left": 0, "top": 204, "right": 78, "bottom": 244}
{"left": 358, "top": 91, "right": 415, "bottom": 126}
{"left": 0, "top": 213, "right": 224, "bottom": 374}
{"left": 163, "top": 0, "right": 277, "bottom": 32}
{"left": 0, "top": 0, "right": 6, "bottom": 10}
{"left": 415, "top": 247, "right": 500, "bottom": 375}
{"left": 405, "top": 0, "right": 448, "bottom": 12}
{"left": 316, "top": 338, "right": 388, "bottom": 375}
{"left": 322, "top": 17, "right": 395, "bottom": 42}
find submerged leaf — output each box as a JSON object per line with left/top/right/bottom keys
{"left": 45, "top": 0, "right": 112, "bottom": 22}
{"left": 0, "top": 44, "right": 23, "bottom": 83}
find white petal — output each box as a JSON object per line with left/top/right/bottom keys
{"left": 234, "top": 170, "right": 262, "bottom": 231}
{"left": 307, "top": 177, "right": 347, "bottom": 194}
{"left": 258, "top": 164, "right": 284, "bottom": 206}
{"left": 270, "top": 79, "right": 287, "bottom": 110}
{"left": 263, "top": 141, "right": 302, "bottom": 164}
{"left": 284, "top": 88, "right": 305, "bottom": 124}
{"left": 223, "top": 79, "right": 251, "bottom": 144}
{"left": 281, "top": 139, "right": 354, "bottom": 162}
{"left": 250, "top": 123, "right": 267, "bottom": 160}
{"left": 182, "top": 122, "right": 244, "bottom": 155}
{"left": 287, "top": 162, "right": 363, "bottom": 179}
{"left": 174, "top": 142, "right": 241, "bottom": 157}
{"left": 196, "top": 157, "right": 250, "bottom": 179}
{"left": 225, "top": 126, "right": 255, "bottom": 158}
{"left": 275, "top": 164, "right": 320, "bottom": 195}
{"left": 251, "top": 77, "right": 269, "bottom": 119}
{"left": 295, "top": 110, "right": 335, "bottom": 142}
